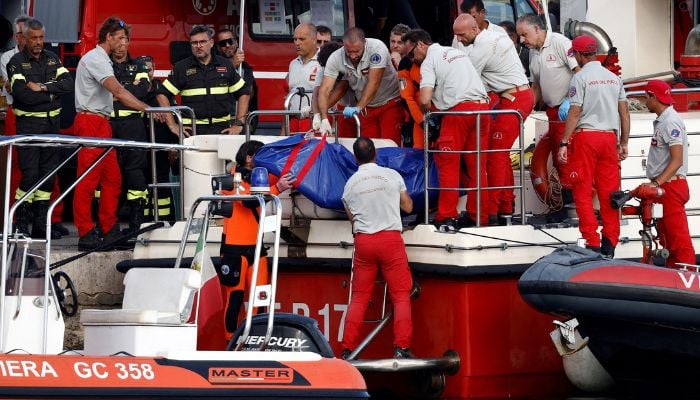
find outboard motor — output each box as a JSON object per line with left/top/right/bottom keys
{"left": 228, "top": 313, "right": 335, "bottom": 358}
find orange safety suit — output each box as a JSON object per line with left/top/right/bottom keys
{"left": 218, "top": 166, "right": 279, "bottom": 341}
{"left": 398, "top": 59, "right": 425, "bottom": 149}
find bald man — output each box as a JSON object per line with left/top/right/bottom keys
{"left": 285, "top": 23, "right": 320, "bottom": 134}
{"left": 317, "top": 27, "right": 404, "bottom": 144}
{"left": 453, "top": 14, "right": 533, "bottom": 225}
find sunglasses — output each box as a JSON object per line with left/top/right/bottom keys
{"left": 217, "top": 38, "right": 236, "bottom": 47}
{"left": 407, "top": 44, "right": 417, "bottom": 60}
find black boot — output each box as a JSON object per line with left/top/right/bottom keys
{"left": 31, "top": 201, "right": 49, "bottom": 239}
{"left": 601, "top": 236, "right": 616, "bottom": 258}
{"left": 14, "top": 202, "right": 32, "bottom": 236}
{"left": 126, "top": 199, "right": 146, "bottom": 234}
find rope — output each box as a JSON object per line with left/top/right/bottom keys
{"left": 546, "top": 168, "right": 563, "bottom": 211}
{"left": 455, "top": 230, "right": 560, "bottom": 249}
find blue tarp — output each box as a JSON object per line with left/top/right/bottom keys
{"left": 254, "top": 135, "right": 438, "bottom": 211}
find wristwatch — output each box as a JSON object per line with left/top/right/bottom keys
{"left": 39, "top": 83, "right": 47, "bottom": 92}
{"left": 231, "top": 119, "right": 244, "bottom": 127}
{"left": 559, "top": 141, "right": 569, "bottom": 148}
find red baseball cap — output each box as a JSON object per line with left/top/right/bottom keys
{"left": 644, "top": 80, "right": 674, "bottom": 104}
{"left": 567, "top": 35, "right": 597, "bottom": 56}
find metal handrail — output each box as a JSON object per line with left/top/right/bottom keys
{"left": 283, "top": 87, "right": 312, "bottom": 133}
{"left": 245, "top": 109, "right": 361, "bottom": 143}
{"left": 145, "top": 106, "right": 196, "bottom": 222}
{"left": 423, "top": 109, "right": 526, "bottom": 227}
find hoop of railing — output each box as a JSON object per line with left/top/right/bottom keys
{"left": 422, "top": 109, "right": 526, "bottom": 227}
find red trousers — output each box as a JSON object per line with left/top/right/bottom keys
{"left": 434, "top": 101, "right": 491, "bottom": 223}
{"left": 73, "top": 114, "right": 121, "bottom": 237}
{"left": 338, "top": 99, "right": 404, "bottom": 145}
{"left": 657, "top": 178, "right": 696, "bottom": 267}
{"left": 342, "top": 231, "right": 412, "bottom": 350}
{"left": 570, "top": 131, "right": 619, "bottom": 248}
{"left": 545, "top": 106, "right": 574, "bottom": 188}
{"left": 289, "top": 117, "right": 311, "bottom": 133}
{"left": 487, "top": 89, "right": 534, "bottom": 215}
{"left": 6, "top": 106, "right": 63, "bottom": 223}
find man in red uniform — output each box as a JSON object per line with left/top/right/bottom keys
{"left": 219, "top": 141, "right": 294, "bottom": 341}
{"left": 639, "top": 80, "right": 696, "bottom": 267}
{"left": 317, "top": 28, "right": 404, "bottom": 144}
{"left": 341, "top": 137, "right": 414, "bottom": 359}
{"left": 73, "top": 17, "right": 149, "bottom": 250}
{"left": 558, "top": 36, "right": 629, "bottom": 257}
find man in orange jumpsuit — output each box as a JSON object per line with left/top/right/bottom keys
{"left": 219, "top": 141, "right": 294, "bottom": 341}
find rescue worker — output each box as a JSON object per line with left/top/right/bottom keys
{"left": 640, "top": 80, "right": 696, "bottom": 267}
{"left": 316, "top": 25, "right": 332, "bottom": 47}
{"left": 73, "top": 16, "right": 150, "bottom": 251}
{"left": 309, "top": 41, "right": 346, "bottom": 133}
{"left": 110, "top": 35, "right": 151, "bottom": 234}
{"left": 397, "top": 31, "right": 426, "bottom": 149}
{"left": 517, "top": 13, "right": 580, "bottom": 222}
{"left": 453, "top": 14, "right": 534, "bottom": 225}
{"left": 219, "top": 141, "right": 294, "bottom": 341}
{"left": 157, "top": 25, "right": 250, "bottom": 136}
{"left": 389, "top": 23, "right": 409, "bottom": 69}
{"left": 557, "top": 35, "right": 630, "bottom": 258}
{"left": 140, "top": 55, "right": 176, "bottom": 221}
{"left": 452, "top": 0, "right": 506, "bottom": 54}
{"left": 318, "top": 28, "right": 404, "bottom": 144}
{"left": 406, "top": 29, "right": 491, "bottom": 228}
{"left": 340, "top": 137, "right": 414, "bottom": 360}
{"left": 6, "top": 18, "right": 73, "bottom": 238}
{"left": 285, "top": 23, "right": 320, "bottom": 134}
{"left": 216, "top": 28, "right": 258, "bottom": 132}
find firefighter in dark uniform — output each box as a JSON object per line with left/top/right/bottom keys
{"left": 139, "top": 55, "right": 176, "bottom": 221}
{"left": 157, "top": 25, "right": 250, "bottom": 136}
{"left": 110, "top": 36, "right": 151, "bottom": 233}
{"left": 6, "top": 18, "right": 73, "bottom": 238}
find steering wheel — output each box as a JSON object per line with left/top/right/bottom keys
{"left": 52, "top": 271, "right": 78, "bottom": 317}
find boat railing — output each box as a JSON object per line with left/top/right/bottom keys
{"left": 246, "top": 109, "right": 361, "bottom": 143}
{"left": 145, "top": 106, "right": 196, "bottom": 222}
{"left": 0, "top": 134, "right": 195, "bottom": 354}
{"left": 283, "top": 87, "right": 313, "bottom": 133}
{"left": 422, "top": 109, "right": 527, "bottom": 227}
{"left": 173, "top": 191, "right": 283, "bottom": 351}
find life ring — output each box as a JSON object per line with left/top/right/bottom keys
{"left": 530, "top": 134, "right": 555, "bottom": 208}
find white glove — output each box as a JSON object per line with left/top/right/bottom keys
{"left": 320, "top": 118, "right": 333, "bottom": 136}
{"left": 304, "top": 130, "right": 316, "bottom": 140}
{"left": 312, "top": 113, "right": 322, "bottom": 130}
{"left": 299, "top": 105, "right": 311, "bottom": 118}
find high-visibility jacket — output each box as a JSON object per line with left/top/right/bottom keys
{"left": 111, "top": 54, "right": 149, "bottom": 118}
{"left": 159, "top": 55, "right": 249, "bottom": 125}
{"left": 7, "top": 48, "right": 72, "bottom": 119}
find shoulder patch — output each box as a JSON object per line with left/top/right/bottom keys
{"left": 369, "top": 53, "right": 382, "bottom": 65}
{"left": 568, "top": 86, "right": 576, "bottom": 98}
{"left": 671, "top": 128, "right": 681, "bottom": 138}
{"left": 216, "top": 66, "right": 228, "bottom": 73}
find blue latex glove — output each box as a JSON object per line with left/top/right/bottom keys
{"left": 343, "top": 106, "right": 360, "bottom": 118}
{"left": 558, "top": 98, "right": 570, "bottom": 121}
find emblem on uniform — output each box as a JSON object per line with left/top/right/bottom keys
{"left": 221, "top": 264, "right": 230, "bottom": 275}
{"left": 651, "top": 138, "right": 658, "bottom": 147}
{"left": 671, "top": 128, "right": 681, "bottom": 138}
{"left": 127, "top": 65, "right": 137, "bottom": 71}
{"left": 216, "top": 66, "right": 227, "bottom": 73}
{"left": 47, "top": 58, "right": 57, "bottom": 66}
{"left": 369, "top": 53, "right": 381, "bottom": 65}
{"left": 309, "top": 66, "right": 318, "bottom": 82}
{"left": 493, "top": 131, "right": 503, "bottom": 139}
{"left": 547, "top": 54, "right": 556, "bottom": 61}
{"left": 568, "top": 86, "right": 576, "bottom": 97}
{"left": 186, "top": 67, "right": 197, "bottom": 76}
{"left": 21, "top": 62, "right": 31, "bottom": 69}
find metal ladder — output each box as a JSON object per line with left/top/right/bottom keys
{"left": 172, "top": 188, "right": 283, "bottom": 352}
